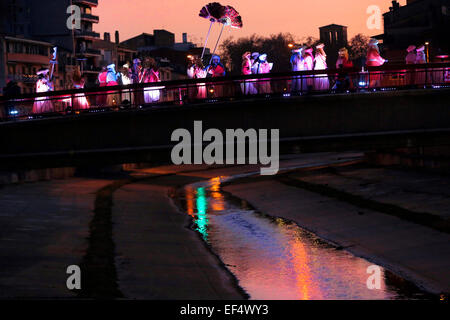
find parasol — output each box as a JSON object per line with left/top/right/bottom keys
{"left": 209, "top": 5, "right": 243, "bottom": 64}
{"left": 221, "top": 5, "right": 243, "bottom": 29}
{"left": 199, "top": 2, "right": 227, "bottom": 59}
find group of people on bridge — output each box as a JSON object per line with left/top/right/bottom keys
{"left": 3, "top": 38, "right": 447, "bottom": 118}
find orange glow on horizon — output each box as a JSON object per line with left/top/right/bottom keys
{"left": 95, "top": 1, "right": 406, "bottom": 47}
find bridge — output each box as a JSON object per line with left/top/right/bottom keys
{"left": 1, "top": 63, "right": 449, "bottom": 169}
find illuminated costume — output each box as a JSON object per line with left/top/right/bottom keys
{"left": 251, "top": 52, "right": 260, "bottom": 75}
{"left": 187, "top": 56, "right": 198, "bottom": 99}
{"left": 121, "top": 64, "right": 133, "bottom": 103}
{"left": 366, "top": 39, "right": 386, "bottom": 88}
{"left": 336, "top": 48, "right": 353, "bottom": 69}
{"left": 242, "top": 52, "right": 252, "bottom": 76}
{"left": 250, "top": 52, "right": 260, "bottom": 94}
{"left": 241, "top": 51, "right": 257, "bottom": 95}
{"left": 143, "top": 67, "right": 162, "bottom": 103}
{"left": 256, "top": 54, "right": 273, "bottom": 94}
{"left": 206, "top": 55, "right": 226, "bottom": 97}
{"left": 132, "top": 58, "right": 145, "bottom": 106}
{"left": 405, "top": 45, "right": 417, "bottom": 64}
{"left": 304, "top": 47, "right": 314, "bottom": 89}
{"left": 32, "top": 69, "right": 54, "bottom": 113}
{"left": 366, "top": 39, "right": 386, "bottom": 67}
{"left": 335, "top": 48, "right": 353, "bottom": 92}
{"left": 195, "top": 65, "right": 208, "bottom": 99}
{"left": 187, "top": 60, "right": 196, "bottom": 79}
{"left": 206, "top": 55, "right": 226, "bottom": 77}
{"left": 96, "top": 67, "right": 108, "bottom": 107}
{"left": 106, "top": 64, "right": 120, "bottom": 106}
{"left": 405, "top": 45, "right": 417, "bottom": 86}
{"left": 291, "top": 48, "right": 305, "bottom": 93}
{"left": 314, "top": 43, "right": 329, "bottom": 91}
{"left": 72, "top": 81, "right": 89, "bottom": 110}
{"left": 72, "top": 68, "right": 89, "bottom": 110}
{"left": 415, "top": 46, "right": 427, "bottom": 86}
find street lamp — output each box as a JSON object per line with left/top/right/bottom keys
{"left": 425, "top": 42, "right": 430, "bottom": 63}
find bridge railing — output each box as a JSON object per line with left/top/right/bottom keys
{"left": 1, "top": 63, "right": 449, "bottom": 121}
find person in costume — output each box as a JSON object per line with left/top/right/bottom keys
{"left": 256, "top": 53, "right": 273, "bottom": 94}
{"left": 131, "top": 58, "right": 144, "bottom": 83}
{"left": 194, "top": 59, "right": 208, "bottom": 99}
{"left": 415, "top": 46, "right": 428, "bottom": 86}
{"left": 96, "top": 66, "right": 108, "bottom": 107}
{"left": 304, "top": 47, "right": 315, "bottom": 90}
{"left": 131, "top": 58, "right": 145, "bottom": 107}
{"left": 366, "top": 39, "right": 386, "bottom": 67}
{"left": 187, "top": 55, "right": 198, "bottom": 99}
{"left": 250, "top": 52, "right": 261, "bottom": 94}
{"left": 143, "top": 58, "right": 162, "bottom": 103}
{"left": 106, "top": 64, "right": 120, "bottom": 106}
{"left": 72, "top": 67, "right": 89, "bottom": 110}
{"left": 335, "top": 48, "right": 353, "bottom": 92}
{"left": 32, "top": 68, "right": 54, "bottom": 114}
{"left": 206, "top": 55, "right": 226, "bottom": 77}
{"left": 336, "top": 48, "right": 353, "bottom": 69}
{"left": 206, "top": 55, "right": 226, "bottom": 97}
{"left": 314, "top": 43, "right": 330, "bottom": 91}
{"left": 242, "top": 51, "right": 252, "bottom": 76}
{"left": 406, "top": 45, "right": 417, "bottom": 64}
{"left": 187, "top": 55, "right": 196, "bottom": 79}
{"left": 366, "top": 39, "right": 387, "bottom": 88}
{"left": 405, "top": 45, "right": 417, "bottom": 86}
{"left": 416, "top": 46, "right": 427, "bottom": 64}
{"left": 241, "top": 51, "right": 257, "bottom": 95}
{"left": 251, "top": 52, "right": 260, "bottom": 75}
{"left": 291, "top": 47, "right": 305, "bottom": 93}
{"left": 120, "top": 63, "right": 133, "bottom": 103}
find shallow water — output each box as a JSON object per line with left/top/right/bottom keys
{"left": 179, "top": 176, "right": 431, "bottom": 300}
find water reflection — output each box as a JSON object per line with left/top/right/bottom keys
{"left": 181, "top": 177, "right": 430, "bottom": 300}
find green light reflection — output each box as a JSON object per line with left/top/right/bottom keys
{"left": 195, "top": 187, "right": 209, "bottom": 241}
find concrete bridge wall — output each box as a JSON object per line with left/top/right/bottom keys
{"left": 1, "top": 88, "right": 449, "bottom": 169}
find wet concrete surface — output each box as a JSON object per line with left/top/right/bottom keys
{"left": 295, "top": 166, "right": 450, "bottom": 219}
{"left": 113, "top": 180, "right": 246, "bottom": 299}
{"left": 0, "top": 178, "right": 111, "bottom": 298}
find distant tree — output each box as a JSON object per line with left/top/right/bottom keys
{"left": 349, "top": 34, "right": 370, "bottom": 60}
{"left": 220, "top": 33, "right": 296, "bottom": 74}
{"left": 300, "top": 36, "right": 320, "bottom": 47}
{"left": 349, "top": 34, "right": 370, "bottom": 68}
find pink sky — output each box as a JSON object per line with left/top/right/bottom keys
{"left": 96, "top": 0, "right": 406, "bottom": 45}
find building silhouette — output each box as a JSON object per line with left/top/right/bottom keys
{"left": 0, "top": 36, "right": 54, "bottom": 94}
{"left": 319, "top": 24, "right": 348, "bottom": 68}
{"left": 92, "top": 31, "right": 136, "bottom": 72}
{"left": 0, "top": 0, "right": 103, "bottom": 91}
{"left": 379, "top": 0, "right": 450, "bottom": 59}
{"left": 121, "top": 30, "right": 208, "bottom": 78}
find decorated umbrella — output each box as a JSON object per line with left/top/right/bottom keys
{"left": 199, "top": 2, "right": 227, "bottom": 59}
{"left": 209, "top": 5, "right": 243, "bottom": 64}
{"left": 222, "top": 5, "right": 243, "bottom": 29}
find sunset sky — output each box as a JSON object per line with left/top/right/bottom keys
{"left": 96, "top": 0, "right": 406, "bottom": 45}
